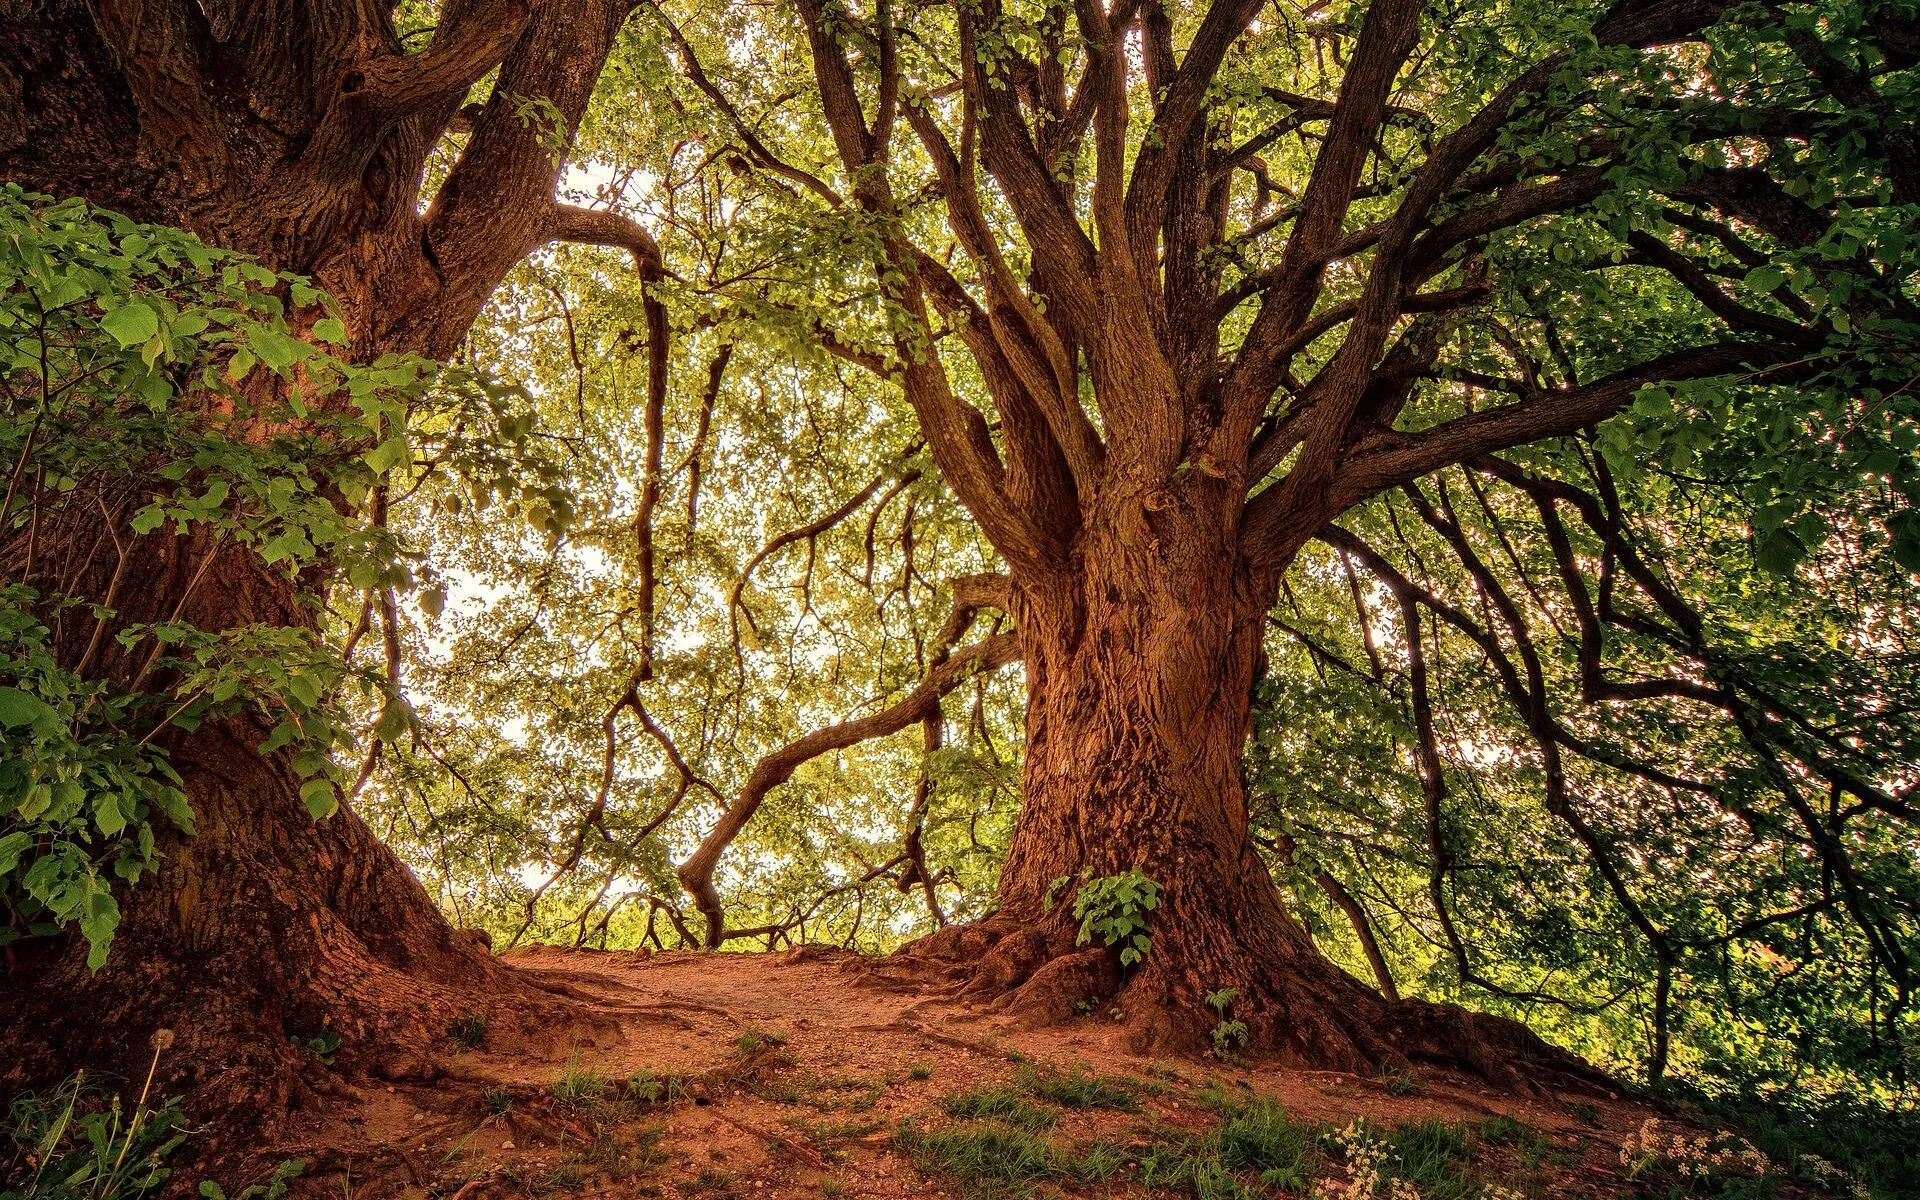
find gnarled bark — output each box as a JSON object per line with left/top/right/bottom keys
{"left": 898, "top": 485, "right": 1590, "bottom": 1088}
{"left": 1, "top": 0, "right": 645, "bottom": 1136}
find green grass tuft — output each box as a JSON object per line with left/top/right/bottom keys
{"left": 1214, "top": 1097, "right": 1325, "bottom": 1183}
{"left": 1016, "top": 1065, "right": 1138, "bottom": 1111}
{"left": 550, "top": 1061, "right": 610, "bottom": 1108}
{"left": 939, "top": 1086, "right": 1059, "bottom": 1131}
{"left": 893, "top": 1120, "right": 1121, "bottom": 1197}
{"left": 445, "top": 1012, "right": 487, "bottom": 1049}
{"left": 1385, "top": 1119, "right": 1480, "bottom": 1200}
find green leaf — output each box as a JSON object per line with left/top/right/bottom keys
{"left": 102, "top": 301, "right": 160, "bottom": 348}
{"left": 93, "top": 792, "right": 127, "bottom": 837}
{"left": 300, "top": 778, "right": 338, "bottom": 819}
{"left": 0, "top": 686, "right": 53, "bottom": 728}
{"left": 284, "top": 670, "right": 322, "bottom": 709}
{"left": 374, "top": 696, "right": 411, "bottom": 743}
{"left": 363, "top": 435, "right": 410, "bottom": 474}
{"left": 312, "top": 316, "right": 347, "bottom": 344}
{"left": 130, "top": 503, "right": 166, "bottom": 535}
{"left": 0, "top": 831, "right": 31, "bottom": 876}
{"left": 247, "top": 326, "right": 309, "bottom": 372}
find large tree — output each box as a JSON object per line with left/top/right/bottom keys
{"left": 0, "top": 0, "right": 667, "bottom": 1127}
{"left": 639, "top": 0, "right": 1917, "bottom": 1072}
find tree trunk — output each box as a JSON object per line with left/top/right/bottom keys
{"left": 906, "top": 483, "right": 1586, "bottom": 1086}
{"left": 1, "top": 0, "right": 630, "bottom": 1137}
{"left": 0, "top": 474, "right": 552, "bottom": 1144}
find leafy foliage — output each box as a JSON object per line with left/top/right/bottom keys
{"left": 0, "top": 186, "right": 559, "bottom": 966}
{"left": 1056, "top": 869, "right": 1160, "bottom": 967}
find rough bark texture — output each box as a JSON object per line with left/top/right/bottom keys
{"left": 896, "top": 486, "right": 1589, "bottom": 1088}
{"left": 1, "top": 0, "right": 639, "bottom": 1136}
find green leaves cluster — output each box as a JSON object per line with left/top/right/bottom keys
{"left": 1053, "top": 868, "right": 1160, "bottom": 967}
{"left": 0, "top": 593, "right": 193, "bottom": 969}
{"left": 1, "top": 185, "right": 564, "bottom": 967}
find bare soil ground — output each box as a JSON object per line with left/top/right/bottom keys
{"left": 235, "top": 946, "right": 1666, "bottom": 1200}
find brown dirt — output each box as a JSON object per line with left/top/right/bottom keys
{"left": 211, "top": 946, "right": 1660, "bottom": 1200}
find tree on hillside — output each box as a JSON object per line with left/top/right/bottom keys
{"left": 629, "top": 0, "right": 1918, "bottom": 1071}
{"left": 0, "top": 0, "right": 667, "bottom": 1126}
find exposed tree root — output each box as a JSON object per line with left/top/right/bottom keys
{"left": 0, "top": 724, "right": 586, "bottom": 1151}
{"left": 871, "top": 915, "right": 1605, "bottom": 1097}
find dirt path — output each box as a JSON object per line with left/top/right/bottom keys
{"left": 257, "top": 947, "right": 1658, "bottom": 1200}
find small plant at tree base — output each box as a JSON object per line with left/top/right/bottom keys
{"left": 624, "top": 1069, "right": 691, "bottom": 1106}
{"left": 483, "top": 1088, "right": 514, "bottom": 1116}
{"left": 1206, "top": 988, "right": 1250, "bottom": 1059}
{"left": 446, "top": 1013, "right": 487, "bottom": 1049}
{"left": 197, "top": 1160, "right": 305, "bottom": 1200}
{"left": 2, "top": 1077, "right": 186, "bottom": 1200}
{"left": 1062, "top": 868, "right": 1160, "bottom": 966}
{"left": 907, "top": 1064, "right": 934, "bottom": 1081}
{"left": 289, "top": 1029, "right": 340, "bottom": 1064}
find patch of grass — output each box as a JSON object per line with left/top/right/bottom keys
{"left": 893, "top": 1120, "right": 1117, "bottom": 1197}
{"left": 1016, "top": 1065, "right": 1138, "bottom": 1111}
{"left": 902, "top": 1086, "right": 1548, "bottom": 1200}
{"left": 792, "top": 1115, "right": 885, "bottom": 1148}
{"left": 732, "top": 1027, "right": 790, "bottom": 1061}
{"left": 550, "top": 1060, "right": 610, "bottom": 1108}
{"left": 681, "top": 1167, "right": 740, "bottom": 1199}
{"left": 1565, "top": 1101, "right": 1601, "bottom": 1128}
{"left": 1385, "top": 1119, "right": 1479, "bottom": 1200}
{"left": 1135, "top": 1135, "right": 1272, "bottom": 1200}
{"left": 3, "top": 1072, "right": 192, "bottom": 1200}
{"left": 1133, "top": 1098, "right": 1332, "bottom": 1200}
{"left": 573, "top": 1123, "right": 667, "bottom": 1181}
{"left": 818, "top": 1180, "right": 845, "bottom": 1198}
{"left": 1474, "top": 1115, "right": 1551, "bottom": 1169}
{"left": 446, "top": 1013, "right": 487, "bottom": 1049}
{"left": 482, "top": 1087, "right": 514, "bottom": 1115}
{"left": 535, "top": 1163, "right": 584, "bottom": 1192}
{"left": 1383, "top": 1071, "right": 1425, "bottom": 1097}
{"left": 725, "top": 1027, "right": 799, "bottom": 1101}
{"left": 908, "top": 1063, "right": 934, "bottom": 1081}
{"left": 939, "top": 1086, "right": 1059, "bottom": 1131}
{"left": 1214, "top": 1097, "right": 1326, "bottom": 1185}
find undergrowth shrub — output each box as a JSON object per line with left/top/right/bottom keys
{"left": 1, "top": 1077, "right": 184, "bottom": 1200}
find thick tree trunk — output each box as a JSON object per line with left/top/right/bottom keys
{"left": 0, "top": 521, "right": 552, "bottom": 1143}
{"left": 1, "top": 0, "right": 628, "bottom": 1136}
{"left": 1, "top": 715, "right": 525, "bottom": 1120}
{"left": 906, "top": 486, "right": 1587, "bottom": 1086}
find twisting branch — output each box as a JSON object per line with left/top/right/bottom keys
{"left": 544, "top": 202, "right": 672, "bottom": 677}
{"left": 679, "top": 573, "right": 1017, "bottom": 947}
{"left": 303, "top": 0, "right": 531, "bottom": 181}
